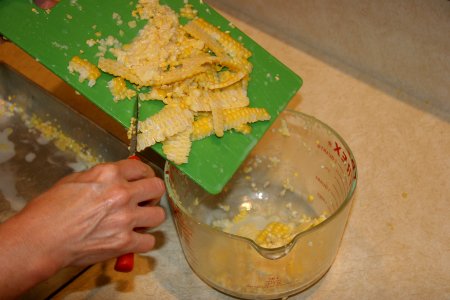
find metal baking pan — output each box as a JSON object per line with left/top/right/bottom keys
{"left": 0, "top": 63, "right": 130, "bottom": 299}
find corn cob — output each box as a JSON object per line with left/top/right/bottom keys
{"left": 137, "top": 104, "right": 193, "bottom": 151}
{"left": 108, "top": 77, "right": 137, "bottom": 102}
{"left": 68, "top": 56, "right": 101, "bottom": 87}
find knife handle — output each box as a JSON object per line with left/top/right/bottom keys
{"left": 114, "top": 253, "right": 134, "bottom": 272}
{"left": 114, "top": 154, "right": 140, "bottom": 272}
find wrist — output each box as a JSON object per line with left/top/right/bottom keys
{"left": 0, "top": 213, "right": 64, "bottom": 297}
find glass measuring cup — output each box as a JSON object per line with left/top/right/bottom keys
{"left": 165, "top": 110, "right": 357, "bottom": 299}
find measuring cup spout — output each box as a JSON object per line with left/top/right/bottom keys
{"left": 253, "top": 240, "right": 296, "bottom": 260}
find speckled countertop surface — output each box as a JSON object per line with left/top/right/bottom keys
{"left": 1, "top": 4, "right": 449, "bottom": 300}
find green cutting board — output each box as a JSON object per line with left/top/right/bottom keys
{"left": 0, "top": 0, "right": 302, "bottom": 194}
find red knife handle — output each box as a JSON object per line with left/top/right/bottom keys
{"left": 114, "top": 154, "right": 140, "bottom": 272}
{"left": 114, "top": 253, "right": 134, "bottom": 272}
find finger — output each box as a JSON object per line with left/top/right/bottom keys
{"left": 138, "top": 197, "right": 162, "bottom": 207}
{"left": 132, "top": 206, "right": 166, "bottom": 228}
{"left": 129, "top": 232, "right": 156, "bottom": 254}
{"left": 115, "top": 159, "right": 156, "bottom": 181}
{"left": 129, "top": 177, "right": 166, "bottom": 204}
{"left": 62, "top": 160, "right": 156, "bottom": 184}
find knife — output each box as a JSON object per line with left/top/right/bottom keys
{"left": 114, "top": 96, "right": 140, "bottom": 272}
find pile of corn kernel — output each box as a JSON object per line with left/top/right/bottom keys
{"left": 210, "top": 144, "right": 328, "bottom": 249}
{"left": 212, "top": 205, "right": 327, "bottom": 248}
{"left": 67, "top": 0, "right": 271, "bottom": 165}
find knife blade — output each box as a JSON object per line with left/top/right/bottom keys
{"left": 128, "top": 96, "right": 140, "bottom": 160}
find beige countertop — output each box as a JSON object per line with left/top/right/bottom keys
{"left": 1, "top": 4, "right": 449, "bottom": 300}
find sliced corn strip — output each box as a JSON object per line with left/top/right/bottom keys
{"left": 223, "top": 107, "right": 270, "bottom": 129}
{"left": 191, "top": 107, "right": 270, "bottom": 140}
{"left": 183, "top": 18, "right": 252, "bottom": 60}
{"left": 137, "top": 104, "right": 193, "bottom": 151}
{"left": 211, "top": 102, "right": 224, "bottom": 137}
{"left": 162, "top": 127, "right": 193, "bottom": 164}
{"left": 188, "top": 80, "right": 249, "bottom": 112}
{"left": 98, "top": 58, "right": 143, "bottom": 85}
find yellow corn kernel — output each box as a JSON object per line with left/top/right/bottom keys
{"left": 232, "top": 209, "right": 248, "bottom": 223}
{"left": 179, "top": 3, "right": 198, "bottom": 19}
{"left": 108, "top": 77, "right": 136, "bottom": 102}
{"left": 234, "top": 124, "right": 252, "bottom": 134}
{"left": 68, "top": 56, "right": 101, "bottom": 87}
{"left": 255, "top": 222, "right": 292, "bottom": 248}
{"left": 191, "top": 114, "right": 214, "bottom": 141}
{"left": 190, "top": 114, "right": 219, "bottom": 140}
{"left": 138, "top": 88, "right": 167, "bottom": 101}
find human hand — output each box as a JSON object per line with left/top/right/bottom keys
{"left": 21, "top": 159, "right": 166, "bottom": 269}
{"left": 0, "top": 159, "right": 165, "bottom": 286}
{"left": 0, "top": 159, "right": 165, "bottom": 298}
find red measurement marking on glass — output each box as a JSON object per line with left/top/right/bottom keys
{"left": 247, "top": 275, "right": 287, "bottom": 289}
{"left": 168, "top": 198, "right": 192, "bottom": 244}
{"left": 168, "top": 196, "right": 198, "bottom": 265}
{"left": 327, "top": 140, "right": 356, "bottom": 179}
